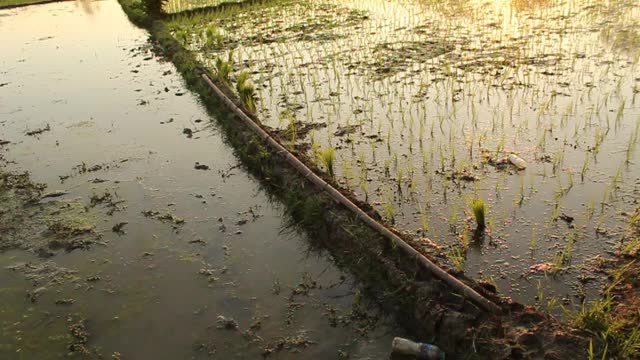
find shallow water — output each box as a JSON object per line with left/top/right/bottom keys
{"left": 168, "top": 0, "right": 640, "bottom": 307}
{"left": 0, "top": 1, "right": 400, "bottom": 358}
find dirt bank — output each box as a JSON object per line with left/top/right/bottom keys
{"left": 111, "top": 0, "right": 611, "bottom": 358}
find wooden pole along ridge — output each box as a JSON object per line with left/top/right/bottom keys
{"left": 201, "top": 73, "right": 502, "bottom": 314}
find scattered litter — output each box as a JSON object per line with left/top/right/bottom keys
{"left": 508, "top": 154, "right": 527, "bottom": 170}
{"left": 529, "top": 263, "right": 553, "bottom": 273}
{"left": 391, "top": 337, "right": 445, "bottom": 360}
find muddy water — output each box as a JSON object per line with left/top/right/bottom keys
{"left": 0, "top": 1, "right": 400, "bottom": 358}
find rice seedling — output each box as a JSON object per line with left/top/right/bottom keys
{"left": 626, "top": 132, "right": 636, "bottom": 164}
{"left": 448, "top": 247, "right": 465, "bottom": 272}
{"left": 342, "top": 159, "right": 352, "bottom": 189}
{"left": 551, "top": 231, "right": 577, "bottom": 275}
{"left": 536, "top": 280, "right": 545, "bottom": 304}
{"left": 319, "top": 147, "right": 336, "bottom": 180}
{"left": 586, "top": 198, "right": 596, "bottom": 223}
{"left": 581, "top": 156, "right": 589, "bottom": 182}
{"left": 449, "top": 201, "right": 458, "bottom": 230}
{"left": 470, "top": 198, "right": 486, "bottom": 230}
{"left": 205, "top": 25, "right": 224, "bottom": 49}
{"left": 460, "top": 226, "right": 470, "bottom": 249}
{"left": 236, "top": 71, "right": 257, "bottom": 112}
{"left": 360, "top": 175, "right": 369, "bottom": 202}
{"left": 529, "top": 226, "right": 538, "bottom": 252}
{"left": 382, "top": 193, "right": 395, "bottom": 224}
{"left": 214, "top": 51, "right": 233, "bottom": 84}
{"left": 418, "top": 203, "right": 429, "bottom": 234}
{"left": 615, "top": 99, "right": 625, "bottom": 128}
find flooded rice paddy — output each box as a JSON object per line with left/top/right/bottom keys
{"left": 0, "top": 1, "right": 400, "bottom": 358}
{"left": 166, "top": 0, "right": 640, "bottom": 306}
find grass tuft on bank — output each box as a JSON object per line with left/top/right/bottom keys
{"left": 570, "top": 208, "right": 640, "bottom": 359}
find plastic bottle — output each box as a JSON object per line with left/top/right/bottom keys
{"left": 508, "top": 153, "right": 527, "bottom": 170}
{"left": 391, "top": 337, "right": 445, "bottom": 360}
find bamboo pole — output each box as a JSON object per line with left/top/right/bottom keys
{"left": 201, "top": 73, "right": 502, "bottom": 314}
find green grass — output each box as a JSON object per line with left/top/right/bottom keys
{"left": 569, "top": 287, "right": 640, "bottom": 359}
{"left": 567, "top": 209, "right": 640, "bottom": 359}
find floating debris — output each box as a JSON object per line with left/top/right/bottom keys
{"left": 25, "top": 124, "right": 50, "bottom": 136}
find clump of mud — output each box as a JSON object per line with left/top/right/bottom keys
{"left": 0, "top": 170, "right": 99, "bottom": 258}
{"left": 261, "top": 331, "right": 315, "bottom": 357}
{"left": 67, "top": 317, "right": 94, "bottom": 356}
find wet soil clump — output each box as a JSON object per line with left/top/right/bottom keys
{"left": 0, "top": 164, "right": 99, "bottom": 258}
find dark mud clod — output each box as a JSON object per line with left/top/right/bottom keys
{"left": 67, "top": 318, "right": 91, "bottom": 355}
{"left": 112, "top": 222, "right": 128, "bottom": 233}
{"left": 559, "top": 213, "right": 574, "bottom": 224}
{"left": 216, "top": 315, "right": 239, "bottom": 330}
{"left": 194, "top": 162, "right": 210, "bottom": 170}
{"left": 55, "top": 298, "right": 75, "bottom": 305}
{"left": 25, "top": 124, "right": 51, "bottom": 136}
